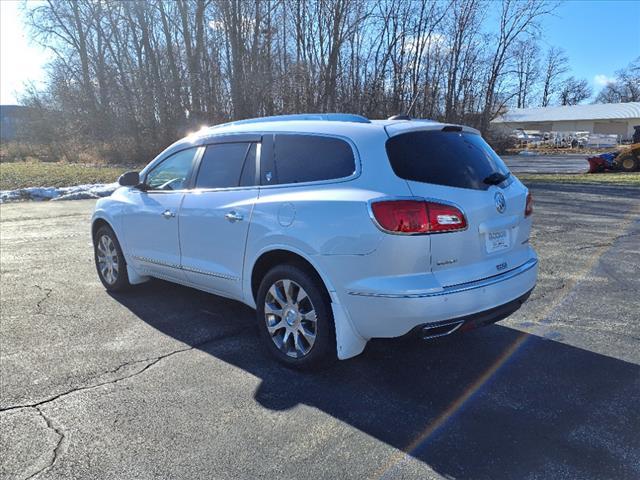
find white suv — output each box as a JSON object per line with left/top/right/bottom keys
{"left": 92, "top": 114, "right": 537, "bottom": 368}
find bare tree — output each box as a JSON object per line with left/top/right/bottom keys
{"left": 540, "top": 46, "right": 569, "bottom": 107}
{"left": 595, "top": 57, "right": 640, "bottom": 103}
{"left": 21, "top": 0, "right": 568, "bottom": 162}
{"left": 513, "top": 38, "right": 540, "bottom": 108}
{"left": 480, "top": 0, "right": 555, "bottom": 132}
{"left": 558, "top": 77, "right": 591, "bottom": 105}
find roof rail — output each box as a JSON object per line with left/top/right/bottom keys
{"left": 213, "top": 113, "right": 371, "bottom": 128}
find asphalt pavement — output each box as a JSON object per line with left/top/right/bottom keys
{"left": 502, "top": 154, "right": 588, "bottom": 173}
{"left": 1, "top": 182, "right": 639, "bottom": 479}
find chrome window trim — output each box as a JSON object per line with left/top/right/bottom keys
{"left": 142, "top": 146, "right": 204, "bottom": 193}
{"left": 347, "top": 257, "right": 537, "bottom": 298}
{"left": 258, "top": 131, "right": 362, "bottom": 189}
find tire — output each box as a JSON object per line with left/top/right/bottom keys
{"left": 256, "top": 264, "right": 336, "bottom": 370}
{"left": 93, "top": 225, "right": 132, "bottom": 292}
{"left": 619, "top": 153, "right": 639, "bottom": 172}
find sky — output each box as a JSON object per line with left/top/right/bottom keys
{"left": 1, "top": 0, "right": 639, "bottom": 105}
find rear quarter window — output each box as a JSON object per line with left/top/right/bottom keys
{"left": 273, "top": 134, "right": 355, "bottom": 184}
{"left": 385, "top": 131, "right": 510, "bottom": 190}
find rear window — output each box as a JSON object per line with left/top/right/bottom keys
{"left": 273, "top": 134, "right": 355, "bottom": 184}
{"left": 385, "top": 131, "right": 511, "bottom": 190}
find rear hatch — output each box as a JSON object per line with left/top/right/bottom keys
{"left": 385, "top": 127, "right": 532, "bottom": 287}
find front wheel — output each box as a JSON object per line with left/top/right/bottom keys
{"left": 93, "top": 225, "right": 131, "bottom": 292}
{"left": 256, "top": 264, "right": 336, "bottom": 369}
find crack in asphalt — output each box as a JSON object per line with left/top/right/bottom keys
{"left": 23, "top": 407, "right": 65, "bottom": 480}
{"left": 0, "top": 332, "right": 240, "bottom": 478}
{"left": 531, "top": 217, "right": 639, "bottom": 324}
{"left": 34, "top": 285, "right": 53, "bottom": 315}
{"left": 0, "top": 337, "right": 221, "bottom": 414}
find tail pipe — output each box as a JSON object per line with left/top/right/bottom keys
{"left": 421, "top": 320, "right": 464, "bottom": 340}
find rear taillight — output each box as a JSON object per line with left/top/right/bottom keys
{"left": 525, "top": 193, "right": 533, "bottom": 217}
{"left": 371, "top": 200, "right": 467, "bottom": 234}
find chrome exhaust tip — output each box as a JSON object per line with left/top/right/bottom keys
{"left": 421, "top": 320, "right": 464, "bottom": 340}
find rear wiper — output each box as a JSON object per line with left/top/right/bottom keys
{"left": 483, "top": 171, "right": 510, "bottom": 185}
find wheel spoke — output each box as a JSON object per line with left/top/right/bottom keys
{"left": 294, "top": 331, "right": 306, "bottom": 357}
{"left": 265, "top": 302, "right": 283, "bottom": 317}
{"left": 267, "top": 318, "right": 286, "bottom": 335}
{"left": 282, "top": 329, "right": 291, "bottom": 348}
{"left": 281, "top": 279, "right": 294, "bottom": 304}
{"left": 298, "top": 325, "right": 316, "bottom": 346}
{"left": 294, "top": 288, "right": 308, "bottom": 305}
{"left": 301, "top": 309, "right": 317, "bottom": 323}
{"left": 268, "top": 285, "right": 286, "bottom": 307}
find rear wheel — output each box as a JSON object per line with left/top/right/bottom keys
{"left": 93, "top": 225, "right": 131, "bottom": 292}
{"left": 256, "top": 264, "right": 336, "bottom": 369}
{"left": 619, "top": 154, "right": 639, "bottom": 172}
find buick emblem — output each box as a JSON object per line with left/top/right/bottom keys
{"left": 494, "top": 192, "right": 506, "bottom": 213}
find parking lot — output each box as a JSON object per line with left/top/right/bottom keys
{"left": 1, "top": 181, "right": 639, "bottom": 479}
{"left": 502, "top": 154, "right": 587, "bottom": 173}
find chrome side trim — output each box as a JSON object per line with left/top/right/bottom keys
{"left": 347, "top": 258, "right": 537, "bottom": 298}
{"left": 133, "top": 256, "right": 238, "bottom": 281}
{"left": 181, "top": 265, "right": 238, "bottom": 281}
{"left": 133, "top": 255, "right": 182, "bottom": 270}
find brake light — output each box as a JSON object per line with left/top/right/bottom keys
{"left": 525, "top": 192, "right": 533, "bottom": 217}
{"left": 371, "top": 200, "right": 466, "bottom": 234}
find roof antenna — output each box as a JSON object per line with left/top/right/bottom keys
{"left": 387, "top": 93, "right": 420, "bottom": 121}
{"left": 406, "top": 92, "right": 420, "bottom": 116}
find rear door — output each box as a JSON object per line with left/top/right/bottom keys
{"left": 179, "top": 138, "right": 260, "bottom": 298}
{"left": 385, "top": 129, "right": 532, "bottom": 287}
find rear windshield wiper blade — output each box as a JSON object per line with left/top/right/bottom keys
{"left": 483, "top": 172, "right": 510, "bottom": 185}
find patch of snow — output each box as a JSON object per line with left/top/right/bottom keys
{"left": 0, "top": 183, "right": 119, "bottom": 204}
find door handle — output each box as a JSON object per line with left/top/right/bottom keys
{"left": 225, "top": 211, "right": 243, "bottom": 223}
{"left": 161, "top": 210, "right": 176, "bottom": 219}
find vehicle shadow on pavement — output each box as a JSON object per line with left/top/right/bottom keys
{"left": 110, "top": 280, "right": 640, "bottom": 479}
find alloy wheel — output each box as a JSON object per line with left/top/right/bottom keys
{"left": 264, "top": 279, "right": 318, "bottom": 358}
{"left": 96, "top": 234, "right": 119, "bottom": 285}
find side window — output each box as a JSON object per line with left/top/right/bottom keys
{"left": 273, "top": 134, "right": 355, "bottom": 184}
{"left": 195, "top": 143, "right": 255, "bottom": 189}
{"left": 239, "top": 143, "right": 258, "bottom": 187}
{"left": 146, "top": 148, "right": 197, "bottom": 191}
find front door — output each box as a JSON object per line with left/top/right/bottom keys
{"left": 122, "top": 147, "right": 200, "bottom": 282}
{"left": 179, "top": 141, "right": 259, "bottom": 298}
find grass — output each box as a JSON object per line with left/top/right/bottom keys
{"left": 0, "top": 162, "right": 128, "bottom": 190}
{"left": 517, "top": 172, "right": 640, "bottom": 187}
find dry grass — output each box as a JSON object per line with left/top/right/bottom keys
{"left": 517, "top": 172, "right": 640, "bottom": 186}
{"left": 0, "top": 162, "right": 128, "bottom": 190}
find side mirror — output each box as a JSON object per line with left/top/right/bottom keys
{"left": 118, "top": 171, "right": 140, "bottom": 187}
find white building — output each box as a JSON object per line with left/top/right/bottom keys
{"left": 491, "top": 102, "right": 640, "bottom": 141}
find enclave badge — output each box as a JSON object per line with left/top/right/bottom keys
{"left": 494, "top": 192, "right": 506, "bottom": 213}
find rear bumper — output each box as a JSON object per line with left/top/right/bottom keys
{"left": 341, "top": 256, "right": 538, "bottom": 339}
{"left": 418, "top": 288, "right": 532, "bottom": 339}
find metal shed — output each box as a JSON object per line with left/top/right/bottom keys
{"left": 491, "top": 102, "right": 640, "bottom": 141}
